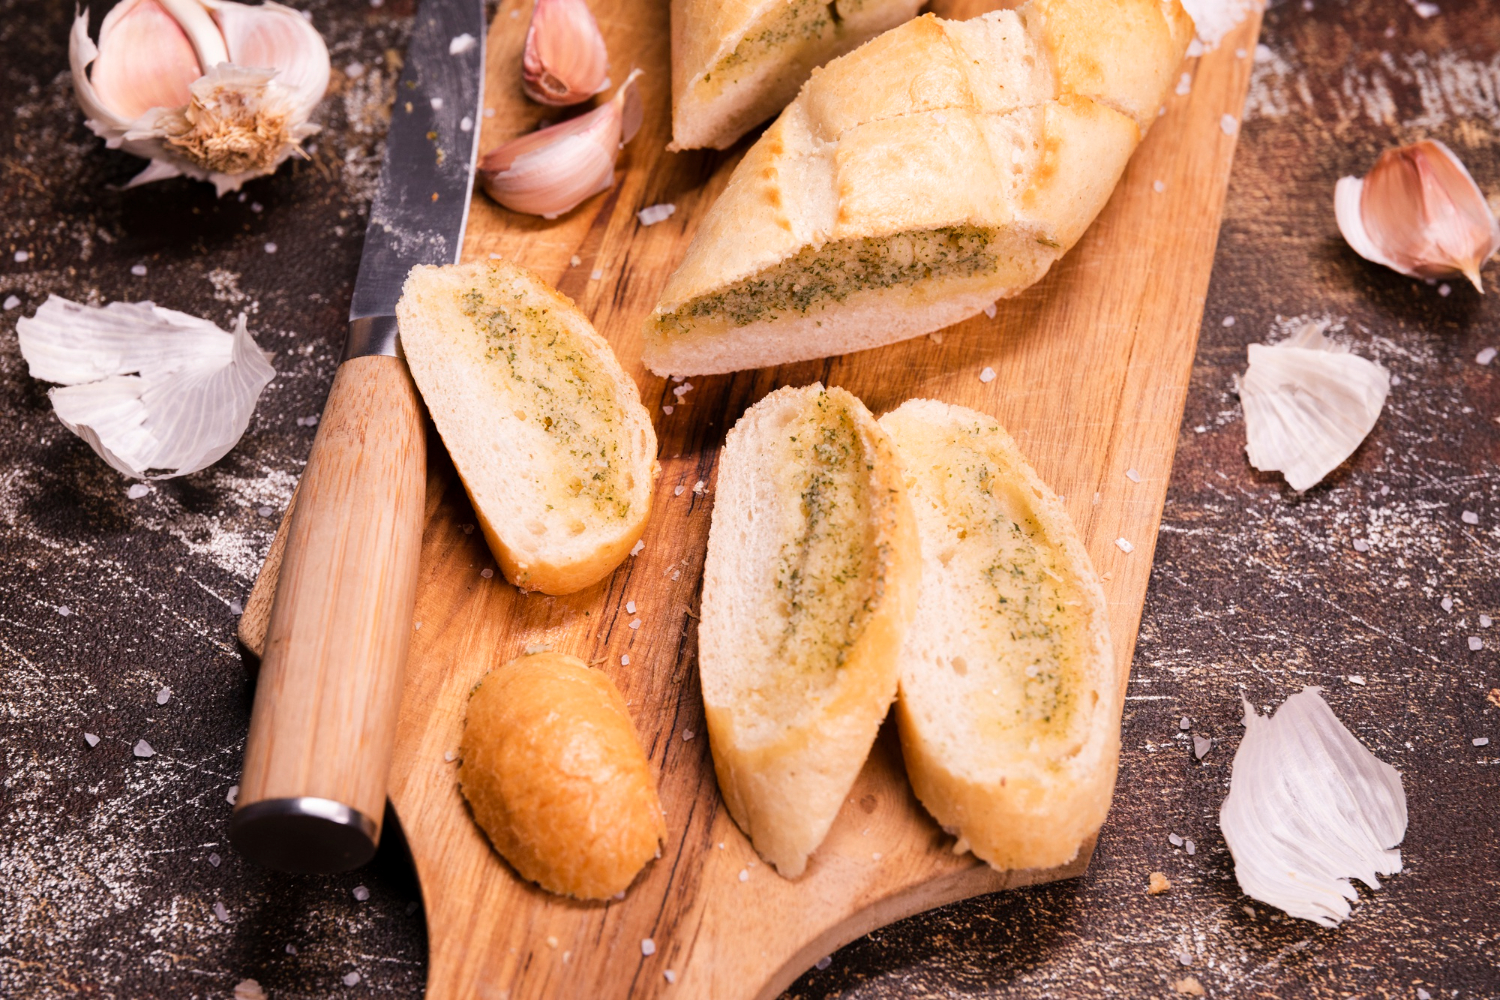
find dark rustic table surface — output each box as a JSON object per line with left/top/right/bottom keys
{"left": 3, "top": 0, "right": 1498, "bottom": 998}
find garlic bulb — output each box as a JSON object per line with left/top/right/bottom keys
{"left": 16, "top": 296, "right": 275, "bottom": 479}
{"left": 1240, "top": 320, "right": 1389, "bottom": 492}
{"left": 479, "top": 69, "right": 643, "bottom": 219}
{"left": 1220, "top": 688, "right": 1407, "bottom": 927}
{"left": 1335, "top": 139, "right": 1500, "bottom": 292}
{"left": 70, "top": 0, "right": 330, "bottom": 195}
{"left": 523, "top": 0, "right": 610, "bottom": 106}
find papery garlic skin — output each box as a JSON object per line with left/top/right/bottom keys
{"left": 16, "top": 296, "right": 275, "bottom": 479}
{"left": 523, "top": 0, "right": 610, "bottom": 107}
{"left": 1240, "top": 320, "right": 1389, "bottom": 492}
{"left": 1220, "top": 688, "right": 1406, "bottom": 928}
{"left": 480, "top": 69, "right": 643, "bottom": 219}
{"left": 1336, "top": 140, "right": 1500, "bottom": 292}
{"left": 70, "top": 0, "right": 329, "bottom": 196}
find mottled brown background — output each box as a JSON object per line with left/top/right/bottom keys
{"left": 1, "top": 0, "right": 1497, "bottom": 998}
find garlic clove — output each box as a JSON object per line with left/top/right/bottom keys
{"left": 480, "top": 69, "right": 642, "bottom": 219}
{"left": 87, "top": 0, "right": 205, "bottom": 122}
{"left": 1336, "top": 140, "right": 1500, "bottom": 292}
{"left": 16, "top": 296, "right": 275, "bottom": 479}
{"left": 1239, "top": 319, "right": 1389, "bottom": 492}
{"left": 523, "top": 0, "right": 610, "bottom": 107}
{"left": 1219, "top": 688, "right": 1406, "bottom": 927}
{"left": 206, "top": 0, "right": 331, "bottom": 118}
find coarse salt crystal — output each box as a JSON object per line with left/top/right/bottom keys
{"left": 1477, "top": 347, "right": 1497, "bottom": 365}
{"left": 353, "top": 885, "right": 370, "bottom": 901}
{"left": 641, "top": 938, "right": 656, "bottom": 956}
{"left": 983, "top": 302, "right": 997, "bottom": 319}
{"left": 214, "top": 901, "right": 231, "bottom": 923}
{"left": 1220, "top": 114, "right": 1238, "bottom": 135}
{"left": 664, "top": 970, "right": 677, "bottom": 983}
{"left": 286, "top": 943, "right": 297, "bottom": 954}
{"left": 629, "top": 618, "right": 642, "bottom": 629}
{"left": 590, "top": 269, "right": 604, "bottom": 281}
{"left": 1223, "top": 315, "right": 1236, "bottom": 327}
{"left": 460, "top": 116, "right": 473, "bottom": 132}
{"left": 430, "top": 97, "right": 444, "bottom": 110}
{"left": 209, "top": 852, "right": 221, "bottom": 867}
{"left": 1480, "top": 614, "right": 1492, "bottom": 628}
{"left": 481, "top": 567, "right": 494, "bottom": 578}
{"left": 134, "top": 739, "right": 155, "bottom": 758}
{"left": 258, "top": 505, "right": 274, "bottom": 517}
{"left": 637, "top": 203, "right": 677, "bottom": 226}
{"left": 227, "top": 784, "right": 239, "bottom": 805}
{"left": 1175, "top": 71, "right": 1192, "bottom": 95}
{"left": 3, "top": 295, "right": 19, "bottom": 310}
{"left": 343, "top": 972, "right": 361, "bottom": 986}
{"left": 58, "top": 605, "right": 72, "bottom": 616}
{"left": 14, "top": 250, "right": 29, "bottom": 262}
{"left": 1115, "top": 537, "right": 1134, "bottom": 553}
{"left": 444, "top": 750, "right": 456, "bottom": 762}
{"left": 250, "top": 202, "right": 263, "bottom": 213}
{"left": 156, "top": 686, "right": 171, "bottom": 705}
{"left": 131, "top": 264, "right": 148, "bottom": 277}
{"left": 738, "top": 869, "right": 749, "bottom": 882}
{"left": 1153, "top": 180, "right": 1166, "bottom": 193}
{"left": 1439, "top": 283, "right": 1452, "bottom": 297}
{"left": 673, "top": 385, "right": 690, "bottom": 397}
{"left": 233, "top": 980, "right": 266, "bottom": 1000}
{"left": 345, "top": 61, "right": 365, "bottom": 78}
{"left": 682, "top": 729, "right": 694, "bottom": 741}
{"left": 674, "top": 485, "right": 684, "bottom": 496}
{"left": 230, "top": 599, "right": 244, "bottom": 615}
{"left": 663, "top": 405, "right": 674, "bottom": 414}
{"left": 1348, "top": 675, "right": 1366, "bottom": 685}
{"left": 1169, "top": 833, "right": 1184, "bottom": 846}
{"left": 1474, "top": 737, "right": 1491, "bottom": 747}
{"left": 1178, "top": 952, "right": 1193, "bottom": 966}
{"left": 449, "top": 32, "right": 477, "bottom": 55}
{"left": 1462, "top": 510, "right": 1479, "bottom": 524}
{"left": 1126, "top": 468, "right": 1141, "bottom": 483}
{"left": 631, "top": 540, "right": 645, "bottom": 556}
{"left": 1185, "top": 839, "right": 1196, "bottom": 855}
{"left": 1179, "top": 717, "right": 1191, "bottom": 730}
{"left": 1193, "top": 735, "right": 1211, "bottom": 759}
{"left": 815, "top": 956, "right": 833, "bottom": 970}
{"left": 127, "top": 483, "right": 150, "bottom": 499}
{"left": 1353, "top": 539, "right": 1370, "bottom": 552}
{"left": 1469, "top": 636, "right": 1484, "bottom": 651}
{"left": 693, "top": 480, "right": 706, "bottom": 494}
{"left": 979, "top": 366, "right": 997, "bottom": 383}
{"left": 1442, "top": 596, "right": 1454, "bottom": 612}
{"left": 625, "top": 600, "right": 638, "bottom": 614}
{"left": 570, "top": 255, "right": 582, "bottom": 266}
{"left": 621, "top": 654, "right": 630, "bottom": 666}
{"left": 264, "top": 242, "right": 277, "bottom": 254}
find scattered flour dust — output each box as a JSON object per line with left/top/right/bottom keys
{"left": 1181, "top": 0, "right": 1261, "bottom": 54}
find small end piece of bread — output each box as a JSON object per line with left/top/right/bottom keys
{"left": 397, "top": 260, "right": 658, "bottom": 595}
{"left": 669, "top": 0, "right": 922, "bottom": 151}
{"left": 645, "top": 0, "right": 1194, "bottom": 376}
{"left": 700, "top": 384, "right": 919, "bottom": 877}
{"left": 459, "top": 652, "right": 666, "bottom": 899}
{"left": 879, "top": 399, "right": 1117, "bottom": 873}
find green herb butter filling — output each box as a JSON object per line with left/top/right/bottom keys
{"left": 768, "top": 391, "right": 881, "bottom": 687}
{"left": 657, "top": 226, "right": 998, "bottom": 335}
{"left": 460, "top": 282, "right": 632, "bottom": 520}
{"left": 703, "top": 0, "right": 837, "bottom": 91}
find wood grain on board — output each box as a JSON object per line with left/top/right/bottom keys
{"left": 242, "top": 2, "right": 1262, "bottom": 997}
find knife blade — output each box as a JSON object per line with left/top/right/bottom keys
{"left": 230, "top": 0, "right": 486, "bottom": 875}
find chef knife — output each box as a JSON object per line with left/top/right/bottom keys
{"left": 229, "top": 0, "right": 486, "bottom": 874}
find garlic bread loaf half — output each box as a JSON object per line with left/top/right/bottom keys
{"left": 700, "top": 384, "right": 919, "bottom": 877}
{"left": 645, "top": 0, "right": 1194, "bottom": 376}
{"left": 397, "top": 261, "right": 657, "bottom": 595}
{"left": 878, "top": 399, "right": 1117, "bottom": 873}
{"left": 669, "top": 0, "right": 922, "bottom": 152}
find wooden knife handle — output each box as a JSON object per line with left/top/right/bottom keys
{"left": 230, "top": 354, "right": 426, "bottom": 873}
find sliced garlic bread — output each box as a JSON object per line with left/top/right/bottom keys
{"left": 396, "top": 261, "right": 657, "bottom": 595}
{"left": 878, "top": 399, "right": 1116, "bottom": 872}
{"left": 700, "top": 384, "right": 919, "bottom": 877}
{"left": 669, "top": 0, "right": 922, "bottom": 152}
{"left": 645, "top": 0, "right": 1193, "bottom": 376}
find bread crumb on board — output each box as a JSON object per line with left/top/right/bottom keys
{"left": 1147, "top": 871, "right": 1172, "bottom": 895}
{"left": 1173, "top": 976, "right": 1205, "bottom": 996}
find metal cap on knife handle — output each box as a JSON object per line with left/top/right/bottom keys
{"left": 230, "top": 0, "right": 486, "bottom": 875}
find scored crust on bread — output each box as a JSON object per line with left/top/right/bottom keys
{"left": 397, "top": 261, "right": 658, "bottom": 595}
{"left": 699, "top": 384, "right": 919, "bottom": 877}
{"left": 669, "top": 0, "right": 922, "bottom": 152}
{"left": 459, "top": 652, "right": 667, "bottom": 900}
{"left": 644, "top": 0, "right": 1194, "bottom": 376}
{"left": 878, "top": 399, "right": 1117, "bottom": 873}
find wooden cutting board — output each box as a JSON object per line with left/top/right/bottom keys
{"left": 242, "top": 2, "right": 1261, "bottom": 996}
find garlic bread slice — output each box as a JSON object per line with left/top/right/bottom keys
{"left": 879, "top": 399, "right": 1116, "bottom": 872}
{"left": 700, "top": 384, "right": 919, "bottom": 877}
{"left": 397, "top": 261, "right": 657, "bottom": 595}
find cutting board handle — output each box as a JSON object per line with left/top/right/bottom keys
{"left": 230, "top": 351, "right": 427, "bottom": 873}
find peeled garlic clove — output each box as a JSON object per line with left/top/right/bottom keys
{"left": 206, "top": 0, "right": 331, "bottom": 118}
{"left": 480, "top": 69, "right": 642, "bottom": 219}
{"left": 1220, "top": 688, "right": 1406, "bottom": 927}
{"left": 1336, "top": 139, "right": 1500, "bottom": 292}
{"left": 523, "top": 0, "right": 610, "bottom": 106}
{"left": 16, "top": 296, "right": 275, "bottom": 479}
{"left": 1239, "top": 319, "right": 1389, "bottom": 492}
